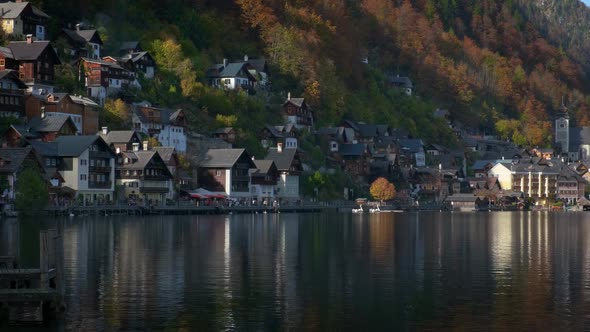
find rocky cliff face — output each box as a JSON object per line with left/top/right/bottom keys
{"left": 516, "top": 0, "right": 590, "bottom": 71}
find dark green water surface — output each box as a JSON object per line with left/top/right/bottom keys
{"left": 3, "top": 211, "right": 590, "bottom": 331}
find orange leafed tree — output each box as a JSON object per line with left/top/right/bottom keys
{"left": 370, "top": 177, "right": 396, "bottom": 202}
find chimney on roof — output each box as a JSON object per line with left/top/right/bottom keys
{"left": 1, "top": 8, "right": 5, "bottom": 16}
{"left": 142, "top": 140, "right": 149, "bottom": 151}
{"left": 26, "top": 34, "right": 32, "bottom": 44}
{"left": 244, "top": 54, "right": 248, "bottom": 62}
{"left": 223, "top": 58, "right": 227, "bottom": 68}
{"left": 277, "top": 142, "right": 283, "bottom": 153}
{"left": 132, "top": 142, "right": 139, "bottom": 152}
{"left": 287, "top": 92, "right": 291, "bottom": 101}
{"left": 75, "top": 23, "right": 80, "bottom": 31}
{"left": 102, "top": 126, "right": 108, "bottom": 135}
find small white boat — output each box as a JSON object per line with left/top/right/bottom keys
{"left": 352, "top": 206, "right": 364, "bottom": 213}
{"left": 369, "top": 206, "right": 381, "bottom": 213}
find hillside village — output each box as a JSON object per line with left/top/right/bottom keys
{"left": 1, "top": 1, "right": 590, "bottom": 212}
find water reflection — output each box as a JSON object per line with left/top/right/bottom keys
{"left": 3, "top": 212, "right": 590, "bottom": 330}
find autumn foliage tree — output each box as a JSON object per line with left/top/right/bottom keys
{"left": 370, "top": 177, "right": 396, "bottom": 203}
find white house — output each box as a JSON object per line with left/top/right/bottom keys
{"left": 32, "top": 135, "right": 116, "bottom": 204}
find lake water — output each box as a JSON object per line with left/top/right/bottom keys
{"left": 3, "top": 211, "right": 590, "bottom": 331}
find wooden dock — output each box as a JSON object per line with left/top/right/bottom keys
{"left": 0, "top": 230, "right": 65, "bottom": 323}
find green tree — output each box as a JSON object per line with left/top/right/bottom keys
{"left": 102, "top": 99, "right": 129, "bottom": 130}
{"left": 15, "top": 167, "right": 48, "bottom": 214}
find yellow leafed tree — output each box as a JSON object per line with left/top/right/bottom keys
{"left": 370, "top": 177, "right": 396, "bottom": 202}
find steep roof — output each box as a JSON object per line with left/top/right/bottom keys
{"left": 0, "top": 69, "right": 26, "bottom": 88}
{"left": 200, "top": 148, "right": 247, "bottom": 168}
{"left": 99, "top": 130, "right": 138, "bottom": 145}
{"left": 339, "top": 143, "right": 366, "bottom": 156}
{"left": 0, "top": 146, "right": 34, "bottom": 174}
{"left": 283, "top": 97, "right": 306, "bottom": 108}
{"left": 398, "top": 139, "right": 424, "bottom": 154}
{"left": 265, "top": 148, "right": 298, "bottom": 171}
{"left": 8, "top": 41, "right": 57, "bottom": 62}
{"left": 62, "top": 29, "right": 103, "bottom": 45}
{"left": 151, "top": 147, "right": 175, "bottom": 163}
{"left": 0, "top": 2, "right": 48, "bottom": 19}
{"left": 213, "top": 127, "right": 234, "bottom": 135}
{"left": 119, "top": 151, "right": 158, "bottom": 171}
{"left": 54, "top": 135, "right": 106, "bottom": 157}
{"left": 119, "top": 41, "right": 141, "bottom": 52}
{"left": 389, "top": 75, "right": 413, "bottom": 88}
{"left": 28, "top": 114, "right": 76, "bottom": 133}
{"left": 30, "top": 141, "right": 58, "bottom": 157}
{"left": 253, "top": 159, "right": 274, "bottom": 174}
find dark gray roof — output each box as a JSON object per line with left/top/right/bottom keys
{"left": 99, "top": 130, "right": 137, "bottom": 145}
{"left": 62, "top": 29, "right": 102, "bottom": 45}
{"left": 213, "top": 127, "right": 234, "bottom": 135}
{"left": 119, "top": 41, "right": 141, "bottom": 51}
{"left": 220, "top": 63, "right": 246, "bottom": 77}
{"left": 30, "top": 141, "right": 58, "bottom": 157}
{"left": 28, "top": 114, "right": 76, "bottom": 133}
{"left": 253, "top": 160, "right": 274, "bottom": 174}
{"left": 200, "top": 149, "right": 247, "bottom": 168}
{"left": 398, "top": 139, "right": 423, "bottom": 154}
{"left": 0, "top": 2, "right": 48, "bottom": 19}
{"left": 0, "top": 146, "right": 34, "bottom": 174}
{"left": 339, "top": 143, "right": 366, "bottom": 156}
{"left": 119, "top": 151, "right": 157, "bottom": 171}
{"left": 159, "top": 109, "right": 183, "bottom": 125}
{"left": 7, "top": 41, "right": 53, "bottom": 61}
{"left": 54, "top": 136, "right": 104, "bottom": 157}
{"left": 389, "top": 75, "right": 413, "bottom": 88}
{"left": 264, "top": 125, "right": 283, "bottom": 138}
{"left": 0, "top": 46, "right": 12, "bottom": 58}
{"left": 357, "top": 124, "right": 377, "bottom": 138}
{"left": 151, "top": 147, "right": 175, "bottom": 163}
{"left": 265, "top": 148, "right": 298, "bottom": 171}
{"left": 0, "top": 69, "right": 26, "bottom": 88}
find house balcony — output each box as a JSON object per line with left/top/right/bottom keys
{"left": 120, "top": 174, "right": 170, "bottom": 181}
{"left": 90, "top": 151, "right": 113, "bottom": 159}
{"left": 0, "top": 88, "right": 25, "bottom": 97}
{"left": 88, "top": 181, "right": 112, "bottom": 189}
{"left": 89, "top": 165, "right": 112, "bottom": 173}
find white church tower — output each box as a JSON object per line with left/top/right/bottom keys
{"left": 555, "top": 102, "right": 569, "bottom": 154}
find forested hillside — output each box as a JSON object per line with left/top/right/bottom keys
{"left": 32, "top": 0, "right": 590, "bottom": 150}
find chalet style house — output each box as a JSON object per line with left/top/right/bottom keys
{"left": 0, "top": 1, "right": 49, "bottom": 40}
{"left": 388, "top": 75, "right": 413, "bottom": 96}
{"left": 116, "top": 149, "right": 174, "bottom": 204}
{"left": 4, "top": 114, "right": 77, "bottom": 146}
{"left": 265, "top": 144, "right": 302, "bottom": 200}
{"left": 251, "top": 160, "right": 279, "bottom": 202}
{"left": 0, "top": 69, "right": 27, "bottom": 117}
{"left": 79, "top": 57, "right": 136, "bottom": 105}
{"left": 282, "top": 93, "right": 313, "bottom": 129}
{"left": 59, "top": 25, "right": 103, "bottom": 60}
{"left": 206, "top": 59, "right": 257, "bottom": 91}
{"left": 31, "top": 135, "right": 116, "bottom": 204}
{"left": 259, "top": 124, "right": 298, "bottom": 149}
{"left": 198, "top": 148, "right": 256, "bottom": 198}
{"left": 131, "top": 101, "right": 187, "bottom": 152}
{"left": 98, "top": 128, "right": 143, "bottom": 153}
{"left": 212, "top": 127, "right": 236, "bottom": 144}
{"left": 0, "top": 146, "right": 43, "bottom": 202}
{"left": 118, "top": 51, "right": 156, "bottom": 79}
{"left": 25, "top": 93, "right": 99, "bottom": 134}
{"left": 0, "top": 36, "right": 61, "bottom": 94}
